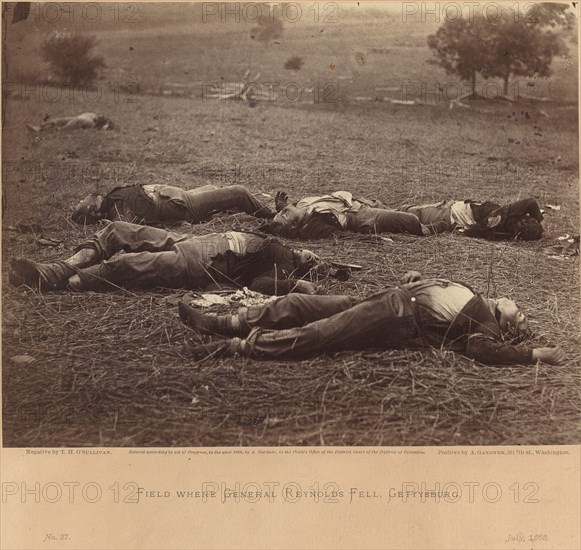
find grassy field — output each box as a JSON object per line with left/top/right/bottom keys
{"left": 2, "top": 4, "right": 579, "bottom": 446}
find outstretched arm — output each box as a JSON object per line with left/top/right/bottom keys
{"left": 466, "top": 335, "right": 564, "bottom": 365}
{"left": 466, "top": 334, "right": 534, "bottom": 364}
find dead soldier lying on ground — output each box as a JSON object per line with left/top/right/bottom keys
{"left": 9, "top": 221, "right": 321, "bottom": 296}
{"left": 27, "top": 112, "right": 114, "bottom": 132}
{"left": 72, "top": 184, "right": 274, "bottom": 226}
{"left": 179, "top": 271, "right": 564, "bottom": 366}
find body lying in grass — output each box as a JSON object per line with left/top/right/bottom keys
{"left": 401, "top": 197, "right": 544, "bottom": 240}
{"left": 261, "top": 191, "right": 441, "bottom": 239}
{"left": 180, "top": 271, "right": 564, "bottom": 365}
{"left": 266, "top": 191, "right": 543, "bottom": 241}
{"left": 9, "top": 221, "right": 319, "bottom": 295}
{"left": 72, "top": 184, "right": 274, "bottom": 225}
{"left": 27, "top": 112, "right": 113, "bottom": 132}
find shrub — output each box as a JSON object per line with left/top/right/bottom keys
{"left": 41, "top": 31, "right": 106, "bottom": 84}
{"left": 284, "top": 56, "right": 304, "bottom": 71}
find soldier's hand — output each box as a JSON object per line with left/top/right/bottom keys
{"left": 275, "top": 191, "right": 289, "bottom": 212}
{"left": 401, "top": 271, "right": 422, "bottom": 285}
{"left": 292, "top": 280, "right": 319, "bottom": 295}
{"left": 532, "top": 346, "right": 565, "bottom": 365}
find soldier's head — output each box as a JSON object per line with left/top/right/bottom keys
{"left": 292, "top": 248, "right": 320, "bottom": 268}
{"left": 72, "top": 194, "right": 105, "bottom": 224}
{"left": 517, "top": 215, "right": 543, "bottom": 241}
{"left": 95, "top": 115, "right": 113, "bottom": 130}
{"left": 289, "top": 248, "right": 320, "bottom": 278}
{"left": 495, "top": 297, "right": 530, "bottom": 337}
{"left": 272, "top": 205, "right": 308, "bottom": 232}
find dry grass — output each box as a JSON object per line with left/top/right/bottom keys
{"left": 2, "top": 15, "right": 579, "bottom": 446}
{"left": 3, "top": 212, "right": 579, "bottom": 446}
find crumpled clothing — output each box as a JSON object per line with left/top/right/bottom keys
{"left": 166, "top": 287, "right": 279, "bottom": 309}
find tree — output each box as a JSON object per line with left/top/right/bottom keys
{"left": 533, "top": 3, "right": 575, "bottom": 30}
{"left": 427, "top": 4, "right": 574, "bottom": 98}
{"left": 41, "top": 32, "right": 106, "bottom": 84}
{"left": 427, "top": 14, "right": 492, "bottom": 97}
{"left": 487, "top": 4, "right": 574, "bottom": 95}
{"left": 488, "top": 21, "right": 566, "bottom": 95}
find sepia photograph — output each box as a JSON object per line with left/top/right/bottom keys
{"left": 2, "top": 1, "right": 579, "bottom": 451}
